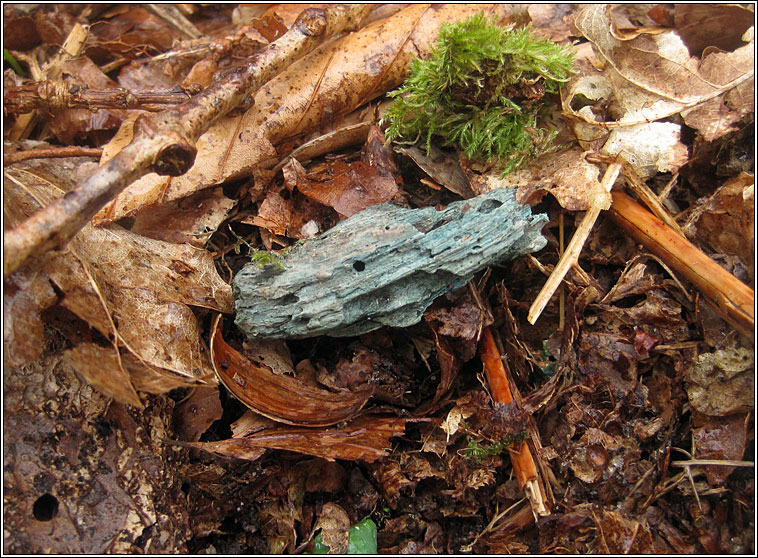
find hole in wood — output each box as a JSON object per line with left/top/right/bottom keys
{"left": 353, "top": 261, "right": 366, "bottom": 272}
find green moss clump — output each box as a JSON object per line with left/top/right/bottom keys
{"left": 385, "top": 14, "right": 574, "bottom": 174}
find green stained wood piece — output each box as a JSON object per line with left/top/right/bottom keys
{"left": 233, "top": 188, "right": 546, "bottom": 338}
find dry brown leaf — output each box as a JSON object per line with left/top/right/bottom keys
{"left": 315, "top": 502, "right": 351, "bottom": 554}
{"left": 99, "top": 4, "right": 526, "bottom": 221}
{"left": 4, "top": 351, "right": 191, "bottom": 553}
{"left": 62, "top": 343, "right": 143, "bottom": 408}
{"left": 475, "top": 147, "right": 603, "bottom": 211}
{"left": 211, "top": 317, "right": 373, "bottom": 426}
{"left": 184, "top": 416, "right": 413, "bottom": 463}
{"left": 686, "top": 340, "right": 753, "bottom": 417}
{"left": 684, "top": 172, "right": 755, "bottom": 275}
{"left": 241, "top": 337, "right": 295, "bottom": 376}
{"left": 3, "top": 267, "right": 57, "bottom": 367}
{"left": 5, "top": 160, "right": 230, "bottom": 383}
{"left": 231, "top": 409, "right": 278, "bottom": 438}
{"left": 284, "top": 158, "right": 398, "bottom": 218}
{"left": 573, "top": 4, "right": 753, "bottom": 122}
{"left": 567, "top": 4, "right": 753, "bottom": 176}
{"left": 129, "top": 186, "right": 236, "bottom": 247}
{"left": 692, "top": 411, "right": 750, "bottom": 486}
{"left": 399, "top": 144, "right": 473, "bottom": 199}
{"left": 173, "top": 386, "right": 223, "bottom": 442}
{"left": 88, "top": 6, "right": 180, "bottom": 58}
{"left": 673, "top": 4, "right": 754, "bottom": 56}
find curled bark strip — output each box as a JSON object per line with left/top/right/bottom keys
{"left": 210, "top": 316, "right": 373, "bottom": 427}
{"left": 3, "top": 4, "right": 375, "bottom": 277}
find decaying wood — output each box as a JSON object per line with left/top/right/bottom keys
{"left": 608, "top": 191, "right": 755, "bottom": 340}
{"left": 175, "top": 416, "right": 416, "bottom": 463}
{"left": 3, "top": 4, "right": 375, "bottom": 277}
{"left": 233, "top": 188, "right": 547, "bottom": 339}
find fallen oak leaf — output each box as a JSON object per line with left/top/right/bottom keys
{"left": 211, "top": 316, "right": 373, "bottom": 427}
{"left": 174, "top": 415, "right": 417, "bottom": 463}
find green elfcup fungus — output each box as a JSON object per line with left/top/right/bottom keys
{"left": 385, "top": 13, "right": 574, "bottom": 174}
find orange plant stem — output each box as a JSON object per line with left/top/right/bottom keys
{"left": 609, "top": 191, "right": 754, "bottom": 340}
{"left": 479, "top": 326, "right": 539, "bottom": 490}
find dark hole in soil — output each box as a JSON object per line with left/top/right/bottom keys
{"left": 33, "top": 493, "right": 59, "bottom": 521}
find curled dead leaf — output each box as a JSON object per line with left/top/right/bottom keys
{"left": 181, "top": 416, "right": 414, "bottom": 463}
{"left": 210, "top": 316, "right": 372, "bottom": 426}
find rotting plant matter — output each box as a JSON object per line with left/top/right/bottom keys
{"left": 385, "top": 13, "right": 574, "bottom": 173}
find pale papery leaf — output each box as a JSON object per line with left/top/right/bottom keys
{"left": 601, "top": 122, "right": 689, "bottom": 179}
{"left": 475, "top": 147, "right": 605, "bottom": 211}
{"left": 570, "top": 4, "right": 754, "bottom": 133}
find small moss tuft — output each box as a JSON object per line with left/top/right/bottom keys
{"left": 385, "top": 13, "right": 574, "bottom": 174}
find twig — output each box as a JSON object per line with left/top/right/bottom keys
{"left": 528, "top": 162, "right": 622, "bottom": 324}
{"left": 621, "top": 167, "right": 685, "bottom": 236}
{"left": 459, "top": 498, "right": 526, "bottom": 552}
{"left": 608, "top": 191, "right": 754, "bottom": 339}
{"left": 4, "top": 81, "right": 201, "bottom": 115}
{"left": 479, "top": 326, "right": 550, "bottom": 517}
{"left": 4, "top": 146, "right": 103, "bottom": 166}
{"left": 3, "top": 5, "right": 376, "bottom": 277}
{"left": 146, "top": 3, "right": 203, "bottom": 40}
{"left": 671, "top": 459, "right": 754, "bottom": 468}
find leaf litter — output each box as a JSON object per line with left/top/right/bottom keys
{"left": 3, "top": 3, "right": 754, "bottom": 554}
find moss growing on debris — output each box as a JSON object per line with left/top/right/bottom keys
{"left": 385, "top": 13, "right": 574, "bottom": 174}
{"left": 464, "top": 431, "right": 530, "bottom": 463}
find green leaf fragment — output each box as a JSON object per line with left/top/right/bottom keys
{"left": 4, "top": 49, "right": 25, "bottom": 76}
{"left": 312, "top": 517, "right": 378, "bottom": 554}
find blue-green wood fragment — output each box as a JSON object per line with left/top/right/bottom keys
{"left": 233, "top": 188, "right": 546, "bottom": 338}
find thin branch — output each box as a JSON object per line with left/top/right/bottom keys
{"left": 4, "top": 146, "right": 103, "bottom": 166}
{"left": 3, "top": 4, "right": 376, "bottom": 277}
{"left": 479, "top": 326, "right": 550, "bottom": 517}
{"left": 608, "top": 190, "right": 754, "bottom": 339}
{"left": 671, "top": 459, "right": 754, "bottom": 468}
{"left": 528, "top": 162, "right": 622, "bottom": 324}
{"left": 4, "top": 81, "right": 201, "bottom": 114}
